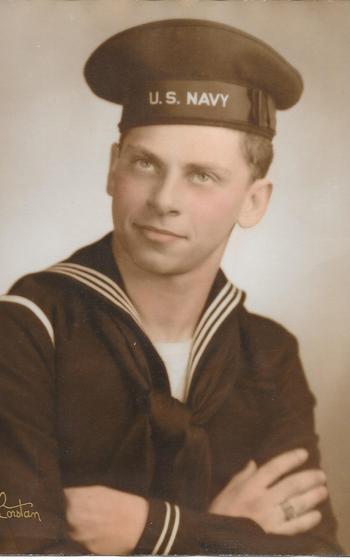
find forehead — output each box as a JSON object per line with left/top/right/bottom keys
{"left": 120, "top": 124, "right": 246, "bottom": 166}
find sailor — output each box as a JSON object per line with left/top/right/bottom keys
{"left": 0, "top": 19, "right": 341, "bottom": 554}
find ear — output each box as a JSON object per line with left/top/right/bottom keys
{"left": 237, "top": 178, "right": 273, "bottom": 229}
{"left": 106, "top": 143, "right": 120, "bottom": 196}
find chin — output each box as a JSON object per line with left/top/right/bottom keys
{"left": 131, "top": 253, "right": 190, "bottom": 277}
{"left": 115, "top": 235, "right": 223, "bottom": 278}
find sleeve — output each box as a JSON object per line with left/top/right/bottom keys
{"left": 134, "top": 326, "right": 343, "bottom": 555}
{"left": 253, "top": 330, "right": 341, "bottom": 553}
{"left": 0, "top": 297, "right": 87, "bottom": 554}
{"left": 0, "top": 291, "right": 270, "bottom": 556}
{"left": 0, "top": 296, "right": 342, "bottom": 555}
{"left": 134, "top": 498, "right": 342, "bottom": 556}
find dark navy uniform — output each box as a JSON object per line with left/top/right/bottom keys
{"left": 0, "top": 234, "right": 341, "bottom": 554}
{"left": 0, "top": 18, "right": 342, "bottom": 554}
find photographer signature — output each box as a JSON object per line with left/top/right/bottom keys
{"left": 0, "top": 491, "right": 41, "bottom": 521}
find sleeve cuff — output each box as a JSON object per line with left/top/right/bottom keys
{"left": 133, "top": 500, "right": 180, "bottom": 555}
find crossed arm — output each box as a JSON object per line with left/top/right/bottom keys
{"left": 0, "top": 299, "right": 341, "bottom": 555}
{"left": 64, "top": 447, "right": 328, "bottom": 555}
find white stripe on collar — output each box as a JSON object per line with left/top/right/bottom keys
{"left": 184, "top": 282, "right": 242, "bottom": 400}
{"left": 48, "top": 262, "right": 242, "bottom": 401}
{"left": 48, "top": 262, "right": 142, "bottom": 329}
{"left": 0, "top": 294, "right": 55, "bottom": 345}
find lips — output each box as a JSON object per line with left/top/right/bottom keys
{"left": 135, "top": 224, "right": 186, "bottom": 240}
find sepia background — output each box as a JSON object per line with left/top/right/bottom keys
{"left": 0, "top": 0, "right": 349, "bottom": 552}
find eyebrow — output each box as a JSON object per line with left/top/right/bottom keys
{"left": 122, "top": 143, "right": 163, "bottom": 166}
{"left": 122, "top": 142, "right": 232, "bottom": 178}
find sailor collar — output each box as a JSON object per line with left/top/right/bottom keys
{"left": 48, "top": 233, "right": 244, "bottom": 399}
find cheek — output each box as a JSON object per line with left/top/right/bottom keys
{"left": 193, "top": 192, "right": 245, "bottom": 234}
{"left": 111, "top": 172, "right": 148, "bottom": 214}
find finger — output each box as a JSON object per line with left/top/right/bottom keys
{"left": 272, "top": 469, "right": 327, "bottom": 503}
{"left": 286, "top": 485, "right": 328, "bottom": 517}
{"left": 227, "top": 460, "right": 257, "bottom": 488}
{"left": 256, "top": 449, "right": 308, "bottom": 487}
{"left": 274, "top": 510, "right": 322, "bottom": 536}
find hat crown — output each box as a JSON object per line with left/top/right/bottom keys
{"left": 84, "top": 18, "right": 303, "bottom": 138}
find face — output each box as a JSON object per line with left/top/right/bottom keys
{"left": 108, "top": 125, "right": 271, "bottom": 277}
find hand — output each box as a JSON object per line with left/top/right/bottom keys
{"left": 209, "top": 448, "right": 328, "bottom": 536}
{"left": 64, "top": 485, "right": 148, "bottom": 554}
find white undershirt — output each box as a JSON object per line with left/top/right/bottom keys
{"left": 154, "top": 339, "right": 192, "bottom": 402}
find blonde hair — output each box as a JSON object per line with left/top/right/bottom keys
{"left": 240, "top": 132, "right": 273, "bottom": 182}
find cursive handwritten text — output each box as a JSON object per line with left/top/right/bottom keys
{"left": 0, "top": 491, "right": 41, "bottom": 522}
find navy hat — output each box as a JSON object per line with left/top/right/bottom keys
{"left": 84, "top": 19, "right": 303, "bottom": 139}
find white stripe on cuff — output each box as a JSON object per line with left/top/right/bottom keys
{"left": 152, "top": 501, "right": 171, "bottom": 555}
{"left": 163, "top": 505, "right": 180, "bottom": 555}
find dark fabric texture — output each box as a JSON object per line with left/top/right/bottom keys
{"left": 84, "top": 19, "right": 303, "bottom": 110}
{"left": 84, "top": 19, "right": 303, "bottom": 139}
{"left": 0, "top": 233, "right": 342, "bottom": 554}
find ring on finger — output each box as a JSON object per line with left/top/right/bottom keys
{"left": 280, "top": 500, "right": 298, "bottom": 521}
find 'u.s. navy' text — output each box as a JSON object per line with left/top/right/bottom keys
{"left": 149, "top": 91, "right": 229, "bottom": 108}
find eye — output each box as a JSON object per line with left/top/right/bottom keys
{"left": 192, "top": 171, "right": 215, "bottom": 185}
{"left": 133, "top": 157, "right": 154, "bottom": 171}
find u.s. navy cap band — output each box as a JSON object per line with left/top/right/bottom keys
{"left": 84, "top": 18, "right": 303, "bottom": 139}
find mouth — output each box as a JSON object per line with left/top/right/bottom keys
{"left": 134, "top": 224, "right": 186, "bottom": 241}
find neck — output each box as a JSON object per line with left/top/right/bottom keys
{"left": 113, "top": 240, "right": 223, "bottom": 344}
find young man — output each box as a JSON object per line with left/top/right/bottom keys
{"left": 0, "top": 19, "right": 342, "bottom": 554}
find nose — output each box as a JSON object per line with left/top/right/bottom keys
{"left": 146, "top": 172, "right": 181, "bottom": 216}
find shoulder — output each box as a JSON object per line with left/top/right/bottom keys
{"left": 235, "top": 305, "right": 315, "bottom": 408}
{"left": 0, "top": 236, "right": 108, "bottom": 339}
{"left": 3, "top": 268, "right": 77, "bottom": 316}
{"left": 0, "top": 271, "right": 71, "bottom": 349}
{"left": 0, "top": 233, "right": 121, "bottom": 347}
{"left": 2, "top": 233, "right": 113, "bottom": 311}
{"left": 239, "top": 305, "right": 298, "bottom": 355}
{"left": 236, "top": 305, "right": 304, "bottom": 384}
